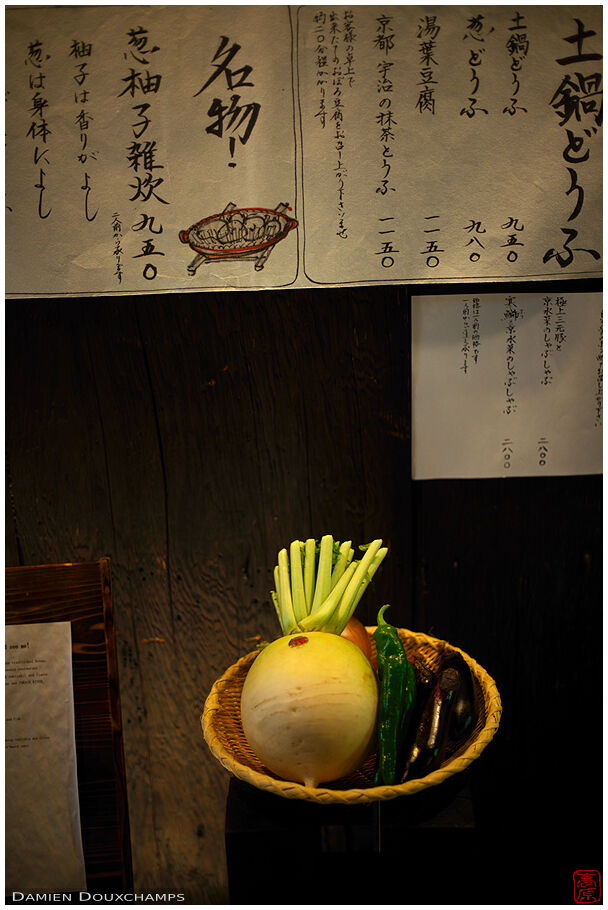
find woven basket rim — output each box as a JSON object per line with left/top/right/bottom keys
{"left": 202, "top": 628, "right": 502, "bottom": 804}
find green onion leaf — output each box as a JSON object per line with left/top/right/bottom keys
{"left": 290, "top": 540, "right": 308, "bottom": 623}
{"left": 330, "top": 540, "right": 353, "bottom": 591}
{"left": 270, "top": 590, "right": 282, "bottom": 629}
{"left": 311, "top": 534, "right": 333, "bottom": 613}
{"left": 273, "top": 565, "right": 281, "bottom": 613}
{"left": 298, "top": 562, "right": 357, "bottom": 632}
{"left": 349, "top": 547, "right": 388, "bottom": 615}
{"left": 278, "top": 548, "right": 298, "bottom": 634}
{"left": 303, "top": 538, "right": 316, "bottom": 614}
{"left": 331, "top": 539, "right": 383, "bottom": 633}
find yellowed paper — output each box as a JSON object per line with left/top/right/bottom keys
{"left": 297, "top": 6, "right": 602, "bottom": 285}
{"left": 6, "top": 5, "right": 298, "bottom": 295}
{"left": 411, "top": 292, "right": 603, "bottom": 478}
{"left": 5, "top": 622, "right": 87, "bottom": 894}
{"left": 5, "top": 6, "right": 602, "bottom": 296}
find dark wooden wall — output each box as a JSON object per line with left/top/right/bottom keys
{"left": 6, "top": 285, "right": 601, "bottom": 904}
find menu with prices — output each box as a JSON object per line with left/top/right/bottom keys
{"left": 411, "top": 292, "right": 602, "bottom": 479}
{"left": 5, "top": 5, "right": 602, "bottom": 296}
{"left": 5, "top": 622, "right": 87, "bottom": 894}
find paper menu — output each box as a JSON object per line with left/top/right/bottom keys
{"left": 6, "top": 5, "right": 298, "bottom": 296}
{"left": 5, "top": 622, "right": 87, "bottom": 894}
{"left": 5, "top": 5, "right": 602, "bottom": 297}
{"left": 411, "top": 292, "right": 602, "bottom": 479}
{"left": 297, "top": 6, "right": 602, "bottom": 287}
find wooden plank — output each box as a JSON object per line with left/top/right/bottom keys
{"left": 6, "top": 290, "right": 413, "bottom": 902}
{"left": 130, "top": 289, "right": 413, "bottom": 898}
{"left": 72, "top": 296, "right": 227, "bottom": 900}
{"left": 412, "top": 474, "right": 602, "bottom": 852}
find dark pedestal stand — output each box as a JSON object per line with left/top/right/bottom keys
{"left": 225, "top": 772, "right": 485, "bottom": 905}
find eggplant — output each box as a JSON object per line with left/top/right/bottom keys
{"left": 401, "top": 666, "right": 460, "bottom": 781}
{"left": 395, "top": 654, "right": 437, "bottom": 781}
{"left": 412, "top": 652, "right": 438, "bottom": 696}
{"left": 442, "top": 652, "right": 478, "bottom": 747}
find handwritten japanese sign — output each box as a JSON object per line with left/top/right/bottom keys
{"left": 411, "top": 292, "right": 602, "bottom": 479}
{"left": 6, "top": 5, "right": 297, "bottom": 295}
{"left": 299, "top": 5, "right": 602, "bottom": 287}
{"left": 6, "top": 6, "right": 602, "bottom": 297}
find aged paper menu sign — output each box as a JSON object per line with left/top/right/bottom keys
{"left": 411, "top": 292, "right": 603, "bottom": 479}
{"left": 5, "top": 5, "right": 602, "bottom": 296}
{"left": 5, "top": 622, "right": 87, "bottom": 894}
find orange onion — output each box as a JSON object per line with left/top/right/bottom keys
{"left": 341, "top": 617, "right": 376, "bottom": 671}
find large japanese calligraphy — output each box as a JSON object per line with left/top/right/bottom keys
{"left": 6, "top": 6, "right": 601, "bottom": 297}
{"left": 298, "top": 5, "right": 602, "bottom": 286}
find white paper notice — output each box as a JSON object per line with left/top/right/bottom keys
{"left": 411, "top": 293, "right": 603, "bottom": 479}
{"left": 5, "top": 5, "right": 602, "bottom": 296}
{"left": 5, "top": 622, "right": 87, "bottom": 894}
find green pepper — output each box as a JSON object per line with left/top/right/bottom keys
{"left": 372, "top": 604, "right": 416, "bottom": 785}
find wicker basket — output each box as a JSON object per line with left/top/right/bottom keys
{"left": 202, "top": 628, "right": 501, "bottom": 804}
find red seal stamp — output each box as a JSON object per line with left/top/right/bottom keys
{"left": 288, "top": 636, "right": 309, "bottom": 647}
{"left": 573, "top": 870, "right": 601, "bottom": 903}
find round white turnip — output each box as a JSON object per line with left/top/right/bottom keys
{"left": 240, "top": 632, "right": 378, "bottom": 787}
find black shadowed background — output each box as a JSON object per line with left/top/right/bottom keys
{"left": 5, "top": 281, "right": 602, "bottom": 904}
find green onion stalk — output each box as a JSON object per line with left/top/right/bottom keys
{"left": 270, "top": 535, "right": 388, "bottom": 636}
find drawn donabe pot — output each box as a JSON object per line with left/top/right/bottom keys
{"left": 180, "top": 204, "right": 297, "bottom": 273}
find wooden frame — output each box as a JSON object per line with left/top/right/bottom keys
{"left": 5, "top": 558, "right": 133, "bottom": 893}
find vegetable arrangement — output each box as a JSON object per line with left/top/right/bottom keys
{"left": 371, "top": 605, "right": 478, "bottom": 785}
{"left": 240, "top": 535, "right": 386, "bottom": 788}
{"left": 239, "top": 534, "right": 478, "bottom": 790}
